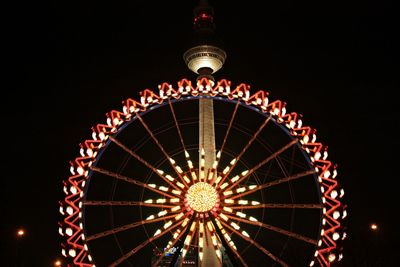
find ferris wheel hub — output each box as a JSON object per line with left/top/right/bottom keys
{"left": 185, "top": 181, "right": 219, "bottom": 212}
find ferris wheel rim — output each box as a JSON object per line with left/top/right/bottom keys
{"left": 60, "top": 78, "right": 345, "bottom": 267}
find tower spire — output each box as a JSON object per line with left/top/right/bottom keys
{"left": 183, "top": 0, "right": 226, "bottom": 80}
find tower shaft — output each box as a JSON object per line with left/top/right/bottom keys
{"left": 199, "top": 97, "right": 220, "bottom": 267}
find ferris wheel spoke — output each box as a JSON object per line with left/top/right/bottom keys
{"left": 84, "top": 200, "right": 176, "bottom": 209}
{"left": 218, "top": 115, "right": 272, "bottom": 188}
{"left": 227, "top": 203, "right": 322, "bottom": 210}
{"left": 218, "top": 220, "right": 289, "bottom": 267}
{"left": 228, "top": 169, "right": 316, "bottom": 200}
{"left": 211, "top": 100, "right": 240, "bottom": 182}
{"left": 135, "top": 112, "right": 188, "bottom": 187}
{"left": 109, "top": 136, "right": 183, "bottom": 192}
{"left": 226, "top": 138, "right": 298, "bottom": 192}
{"left": 91, "top": 166, "right": 179, "bottom": 199}
{"left": 108, "top": 217, "right": 183, "bottom": 267}
{"left": 223, "top": 212, "right": 318, "bottom": 245}
{"left": 168, "top": 99, "right": 192, "bottom": 187}
{"left": 86, "top": 212, "right": 180, "bottom": 242}
{"left": 209, "top": 215, "right": 248, "bottom": 267}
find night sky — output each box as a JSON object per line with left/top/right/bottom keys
{"left": 4, "top": 0, "right": 398, "bottom": 266}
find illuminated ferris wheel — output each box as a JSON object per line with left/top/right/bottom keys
{"left": 59, "top": 2, "right": 346, "bottom": 267}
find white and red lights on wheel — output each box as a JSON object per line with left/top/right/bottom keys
{"left": 59, "top": 78, "right": 346, "bottom": 266}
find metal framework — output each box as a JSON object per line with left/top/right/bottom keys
{"left": 59, "top": 78, "right": 346, "bottom": 266}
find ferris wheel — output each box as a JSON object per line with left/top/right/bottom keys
{"left": 59, "top": 78, "right": 346, "bottom": 267}
{"left": 59, "top": 2, "right": 346, "bottom": 266}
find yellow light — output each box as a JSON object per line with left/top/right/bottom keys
{"left": 17, "top": 229, "right": 25, "bottom": 237}
{"left": 186, "top": 182, "right": 218, "bottom": 212}
{"left": 223, "top": 207, "right": 233, "bottom": 213}
{"left": 159, "top": 186, "right": 168, "bottom": 191}
{"left": 154, "top": 229, "right": 161, "bottom": 236}
{"left": 238, "top": 200, "right": 248, "bottom": 205}
{"left": 171, "top": 206, "right": 181, "bottom": 212}
{"left": 223, "top": 166, "right": 230, "bottom": 174}
{"left": 54, "top": 260, "right": 62, "bottom": 266}
{"left": 231, "top": 175, "right": 239, "bottom": 183}
{"left": 223, "top": 190, "right": 233, "bottom": 196}
{"left": 371, "top": 223, "right": 378, "bottom": 230}
{"left": 220, "top": 182, "right": 228, "bottom": 189}
{"left": 164, "top": 221, "right": 173, "bottom": 229}
{"left": 220, "top": 213, "right": 229, "bottom": 221}
{"left": 165, "top": 175, "right": 174, "bottom": 181}
{"left": 236, "top": 212, "right": 246, "bottom": 218}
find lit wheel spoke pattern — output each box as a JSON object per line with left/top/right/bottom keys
{"left": 60, "top": 78, "right": 346, "bottom": 266}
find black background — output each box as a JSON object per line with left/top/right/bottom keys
{"left": 4, "top": 0, "right": 398, "bottom": 266}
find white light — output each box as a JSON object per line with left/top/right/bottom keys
{"left": 154, "top": 229, "right": 161, "bottom": 236}
{"left": 236, "top": 212, "right": 246, "bottom": 218}
{"left": 146, "top": 215, "right": 155, "bottom": 220}
{"left": 158, "top": 210, "right": 167, "bottom": 217}
{"left": 330, "top": 190, "right": 338, "bottom": 199}
{"left": 310, "top": 261, "right": 314, "bottom": 266}
{"left": 65, "top": 228, "right": 73, "bottom": 236}
{"left": 333, "top": 232, "right": 340, "bottom": 241}
{"left": 328, "top": 253, "right": 336, "bottom": 262}
{"left": 340, "top": 189, "right": 345, "bottom": 197}
{"left": 342, "top": 210, "right": 347, "bottom": 219}
{"left": 231, "top": 222, "right": 240, "bottom": 230}
{"left": 156, "top": 199, "right": 166, "bottom": 203}
{"left": 144, "top": 199, "right": 153, "bottom": 203}
{"left": 249, "top": 216, "right": 258, "bottom": 222}
{"left": 338, "top": 253, "right": 343, "bottom": 261}
{"left": 236, "top": 187, "right": 246, "bottom": 193}
{"left": 238, "top": 200, "right": 248, "bottom": 205}
{"left": 66, "top": 206, "right": 74, "bottom": 216}
{"left": 172, "top": 190, "right": 181, "bottom": 195}
{"left": 231, "top": 175, "right": 239, "bottom": 183}
{"left": 159, "top": 186, "right": 168, "bottom": 191}
{"left": 242, "top": 231, "right": 250, "bottom": 237}
{"left": 251, "top": 201, "right": 260, "bottom": 205}
{"left": 165, "top": 175, "right": 174, "bottom": 181}
{"left": 68, "top": 249, "right": 76, "bottom": 257}
{"left": 70, "top": 186, "right": 77, "bottom": 194}
{"left": 164, "top": 221, "right": 173, "bottom": 229}
{"left": 333, "top": 211, "right": 340, "bottom": 220}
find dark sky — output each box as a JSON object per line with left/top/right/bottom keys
{"left": 4, "top": 0, "right": 399, "bottom": 266}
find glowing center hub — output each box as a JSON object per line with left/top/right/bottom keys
{"left": 186, "top": 182, "right": 218, "bottom": 212}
